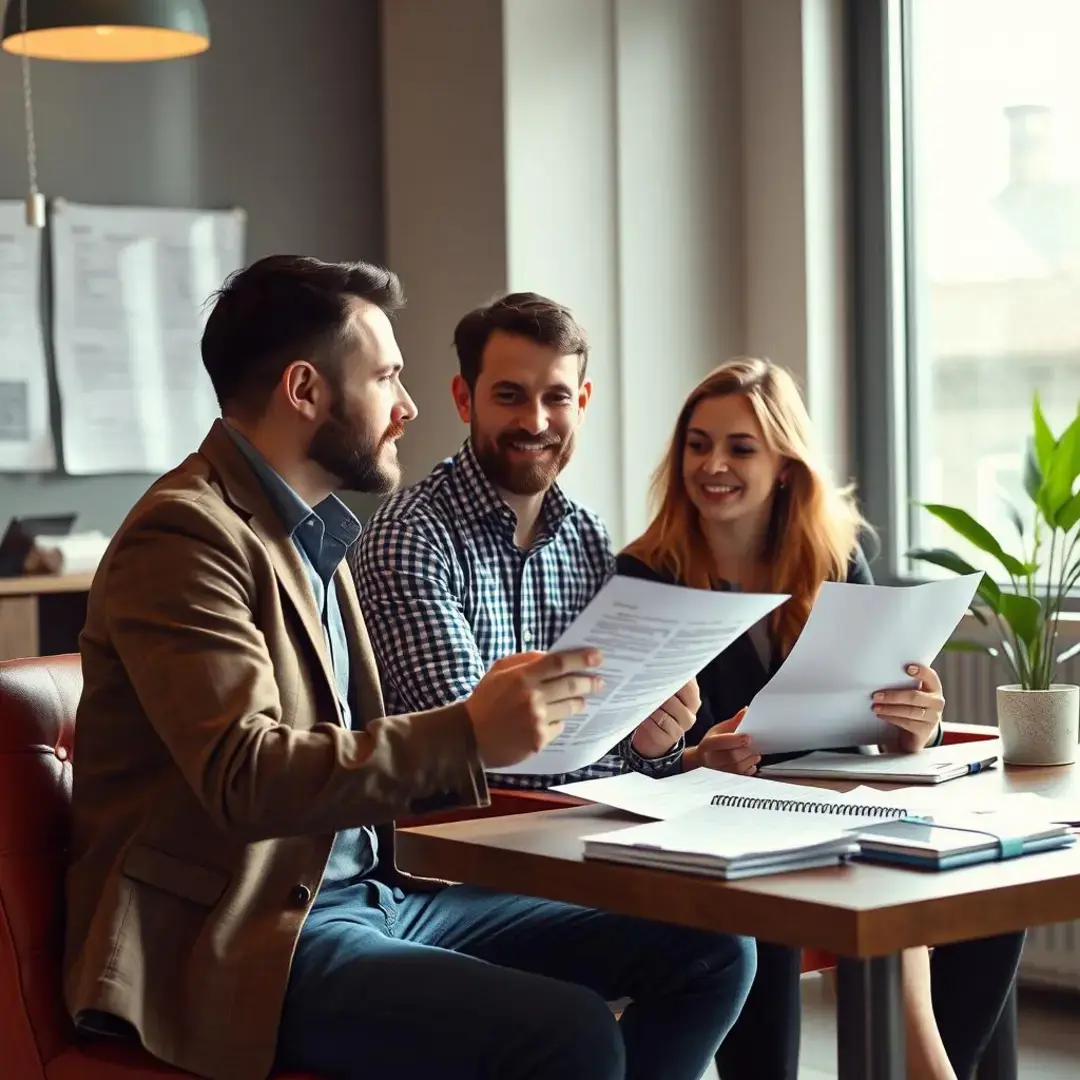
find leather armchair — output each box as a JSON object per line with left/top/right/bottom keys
{"left": 0, "top": 655, "right": 318, "bottom": 1080}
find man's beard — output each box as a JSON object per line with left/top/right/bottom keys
{"left": 309, "top": 397, "right": 404, "bottom": 495}
{"left": 472, "top": 424, "right": 574, "bottom": 496}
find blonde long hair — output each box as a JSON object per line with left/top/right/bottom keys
{"left": 623, "top": 358, "right": 867, "bottom": 657}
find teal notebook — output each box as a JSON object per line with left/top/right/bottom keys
{"left": 854, "top": 812, "right": 1075, "bottom": 870}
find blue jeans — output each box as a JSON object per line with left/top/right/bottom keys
{"left": 276, "top": 878, "right": 756, "bottom": 1080}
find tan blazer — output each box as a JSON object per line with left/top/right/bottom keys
{"left": 63, "top": 421, "right": 489, "bottom": 1080}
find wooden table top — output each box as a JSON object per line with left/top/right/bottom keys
{"left": 0, "top": 572, "right": 95, "bottom": 597}
{"left": 397, "top": 757, "right": 1080, "bottom": 957}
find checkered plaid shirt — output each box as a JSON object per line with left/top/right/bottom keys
{"left": 352, "top": 441, "right": 684, "bottom": 788}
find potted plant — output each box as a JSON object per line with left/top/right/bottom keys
{"left": 908, "top": 396, "right": 1080, "bottom": 765}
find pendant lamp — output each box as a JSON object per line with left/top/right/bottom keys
{"left": 1, "top": 0, "right": 210, "bottom": 62}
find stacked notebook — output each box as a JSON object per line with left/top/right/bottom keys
{"left": 572, "top": 772, "right": 1075, "bottom": 879}
{"left": 582, "top": 806, "right": 862, "bottom": 880}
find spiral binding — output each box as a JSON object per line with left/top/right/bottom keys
{"left": 709, "top": 794, "right": 908, "bottom": 818}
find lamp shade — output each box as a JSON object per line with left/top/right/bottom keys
{"left": 1, "top": 0, "right": 209, "bottom": 61}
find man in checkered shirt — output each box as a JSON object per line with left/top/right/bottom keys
{"left": 353, "top": 292, "right": 696, "bottom": 788}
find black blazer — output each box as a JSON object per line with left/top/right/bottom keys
{"left": 615, "top": 548, "right": 873, "bottom": 753}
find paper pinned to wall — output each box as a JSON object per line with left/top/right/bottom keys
{"left": 0, "top": 200, "right": 56, "bottom": 471}
{"left": 50, "top": 201, "right": 246, "bottom": 475}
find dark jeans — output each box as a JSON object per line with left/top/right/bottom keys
{"left": 715, "top": 932, "right": 1026, "bottom": 1080}
{"left": 276, "top": 878, "right": 757, "bottom": 1080}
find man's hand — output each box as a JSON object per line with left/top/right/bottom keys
{"left": 465, "top": 649, "right": 605, "bottom": 769}
{"left": 683, "top": 708, "right": 761, "bottom": 774}
{"left": 630, "top": 679, "right": 700, "bottom": 759}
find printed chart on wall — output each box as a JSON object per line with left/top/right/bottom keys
{"left": 0, "top": 200, "right": 56, "bottom": 471}
{"left": 50, "top": 201, "right": 246, "bottom": 474}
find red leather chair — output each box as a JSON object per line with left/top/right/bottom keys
{"left": 0, "top": 654, "right": 318, "bottom": 1080}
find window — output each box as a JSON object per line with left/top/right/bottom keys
{"left": 851, "top": 0, "right": 1080, "bottom": 582}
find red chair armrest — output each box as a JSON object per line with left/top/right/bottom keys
{"left": 397, "top": 787, "right": 586, "bottom": 828}
{"left": 940, "top": 721, "right": 999, "bottom": 745}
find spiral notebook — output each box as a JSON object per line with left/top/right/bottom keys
{"left": 555, "top": 769, "right": 928, "bottom": 823}
{"left": 705, "top": 787, "right": 925, "bottom": 822}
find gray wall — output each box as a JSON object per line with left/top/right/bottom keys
{"left": 0, "top": 0, "right": 385, "bottom": 530}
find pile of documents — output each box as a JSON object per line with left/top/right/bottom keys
{"left": 559, "top": 771, "right": 1076, "bottom": 879}
{"left": 582, "top": 806, "right": 862, "bottom": 880}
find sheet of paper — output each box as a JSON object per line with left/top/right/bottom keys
{"left": 50, "top": 201, "right": 245, "bottom": 474}
{"left": 841, "top": 783, "right": 1080, "bottom": 826}
{"left": 739, "top": 574, "right": 983, "bottom": 755}
{"left": 495, "top": 575, "right": 786, "bottom": 776}
{"left": 0, "top": 201, "right": 55, "bottom": 470}
{"left": 554, "top": 768, "right": 850, "bottom": 819}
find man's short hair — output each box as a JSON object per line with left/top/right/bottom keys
{"left": 201, "top": 254, "right": 404, "bottom": 414}
{"left": 452, "top": 292, "right": 588, "bottom": 392}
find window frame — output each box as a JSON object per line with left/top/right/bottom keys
{"left": 848, "top": 0, "right": 1080, "bottom": 606}
{"left": 848, "top": 0, "right": 913, "bottom": 585}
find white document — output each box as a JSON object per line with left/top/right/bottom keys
{"left": 495, "top": 576, "right": 786, "bottom": 776}
{"left": 554, "top": 768, "right": 848, "bottom": 820}
{"left": 840, "top": 783, "right": 1080, "bottom": 827}
{"left": 739, "top": 574, "right": 983, "bottom": 755}
{"left": 50, "top": 201, "right": 246, "bottom": 474}
{"left": 0, "top": 201, "right": 55, "bottom": 470}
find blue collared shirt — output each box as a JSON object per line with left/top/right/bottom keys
{"left": 352, "top": 440, "right": 685, "bottom": 788}
{"left": 226, "top": 425, "right": 377, "bottom": 889}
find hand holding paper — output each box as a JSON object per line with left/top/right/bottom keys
{"left": 493, "top": 576, "right": 786, "bottom": 776}
{"left": 739, "top": 574, "right": 982, "bottom": 755}
{"left": 467, "top": 648, "right": 605, "bottom": 769}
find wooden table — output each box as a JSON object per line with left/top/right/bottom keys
{"left": 397, "top": 758, "right": 1080, "bottom": 1080}
{"left": 0, "top": 573, "right": 93, "bottom": 661}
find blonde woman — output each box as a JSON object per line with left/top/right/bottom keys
{"left": 618, "top": 358, "right": 1023, "bottom": 1080}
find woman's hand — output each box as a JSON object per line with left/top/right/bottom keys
{"left": 871, "top": 663, "right": 945, "bottom": 752}
{"left": 682, "top": 708, "right": 762, "bottom": 774}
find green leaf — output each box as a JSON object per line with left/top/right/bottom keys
{"left": 1057, "top": 490, "right": 1080, "bottom": 533}
{"left": 1024, "top": 437, "right": 1044, "bottom": 507}
{"left": 998, "top": 592, "right": 1043, "bottom": 650}
{"left": 1033, "top": 394, "right": 1056, "bottom": 473}
{"left": 967, "top": 605, "right": 989, "bottom": 626}
{"left": 1044, "top": 413, "right": 1080, "bottom": 521}
{"left": 920, "top": 504, "right": 1034, "bottom": 577}
{"left": 907, "top": 547, "right": 1003, "bottom": 611}
{"left": 907, "top": 546, "right": 979, "bottom": 576}
{"left": 944, "top": 638, "right": 999, "bottom": 656}
{"left": 976, "top": 576, "right": 1003, "bottom": 612}
{"left": 909, "top": 548, "right": 1006, "bottom": 614}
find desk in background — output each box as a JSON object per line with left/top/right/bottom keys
{"left": 0, "top": 573, "right": 93, "bottom": 661}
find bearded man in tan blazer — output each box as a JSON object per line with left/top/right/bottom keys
{"left": 63, "top": 254, "right": 755, "bottom": 1080}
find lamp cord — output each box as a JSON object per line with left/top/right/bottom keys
{"left": 19, "top": 0, "right": 39, "bottom": 197}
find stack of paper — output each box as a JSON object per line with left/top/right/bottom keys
{"left": 582, "top": 805, "right": 860, "bottom": 879}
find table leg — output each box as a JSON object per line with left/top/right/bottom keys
{"left": 975, "top": 982, "right": 1018, "bottom": 1080}
{"left": 837, "top": 954, "right": 905, "bottom": 1080}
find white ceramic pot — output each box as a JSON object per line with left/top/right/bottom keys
{"left": 996, "top": 684, "right": 1080, "bottom": 766}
